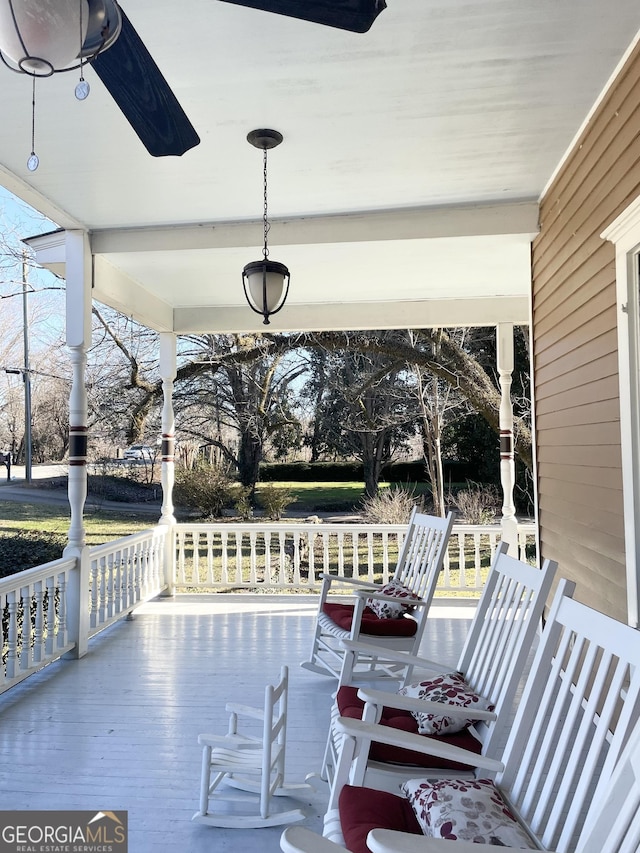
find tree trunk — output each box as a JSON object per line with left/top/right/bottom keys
{"left": 237, "top": 431, "right": 262, "bottom": 490}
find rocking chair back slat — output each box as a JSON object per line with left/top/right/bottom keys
{"left": 497, "top": 593, "right": 640, "bottom": 853}
{"left": 455, "top": 548, "right": 558, "bottom": 753}
{"left": 397, "top": 521, "right": 446, "bottom": 599}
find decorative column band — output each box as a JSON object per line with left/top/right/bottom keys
{"left": 162, "top": 434, "right": 175, "bottom": 462}
{"left": 499, "top": 430, "right": 513, "bottom": 458}
{"left": 68, "top": 426, "right": 88, "bottom": 466}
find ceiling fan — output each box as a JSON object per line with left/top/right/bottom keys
{"left": 219, "top": 0, "right": 387, "bottom": 33}
{"left": 0, "top": 0, "right": 200, "bottom": 159}
{"left": 0, "top": 0, "right": 385, "bottom": 162}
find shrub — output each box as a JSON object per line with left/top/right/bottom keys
{"left": 259, "top": 461, "right": 365, "bottom": 482}
{"left": 233, "top": 485, "right": 254, "bottom": 521}
{"left": 449, "top": 482, "right": 500, "bottom": 524}
{"left": 360, "top": 485, "right": 423, "bottom": 524}
{"left": 173, "top": 462, "right": 234, "bottom": 518}
{"left": 258, "top": 484, "right": 295, "bottom": 521}
{"left": 0, "top": 530, "right": 66, "bottom": 577}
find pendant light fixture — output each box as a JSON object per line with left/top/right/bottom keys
{"left": 242, "top": 129, "right": 290, "bottom": 326}
{"left": 0, "top": 0, "right": 121, "bottom": 170}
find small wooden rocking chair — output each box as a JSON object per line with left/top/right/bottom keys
{"left": 192, "top": 666, "right": 312, "bottom": 828}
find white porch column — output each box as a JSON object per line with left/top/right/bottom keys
{"left": 497, "top": 323, "right": 518, "bottom": 556}
{"left": 159, "top": 333, "right": 177, "bottom": 594}
{"left": 63, "top": 230, "right": 92, "bottom": 658}
{"left": 160, "top": 333, "right": 177, "bottom": 525}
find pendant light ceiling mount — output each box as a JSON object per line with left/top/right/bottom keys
{"left": 242, "top": 128, "right": 290, "bottom": 326}
{"left": 247, "top": 128, "right": 283, "bottom": 151}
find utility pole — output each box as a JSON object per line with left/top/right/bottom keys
{"left": 22, "top": 255, "right": 32, "bottom": 483}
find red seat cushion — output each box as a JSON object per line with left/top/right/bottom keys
{"left": 339, "top": 784, "right": 421, "bottom": 853}
{"left": 322, "top": 602, "right": 418, "bottom": 637}
{"left": 336, "top": 686, "right": 483, "bottom": 769}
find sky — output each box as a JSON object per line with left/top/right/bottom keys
{"left": 0, "top": 185, "right": 66, "bottom": 365}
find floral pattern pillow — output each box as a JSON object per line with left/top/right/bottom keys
{"left": 367, "top": 580, "right": 421, "bottom": 619}
{"left": 401, "top": 777, "right": 534, "bottom": 847}
{"left": 397, "top": 672, "right": 494, "bottom": 735}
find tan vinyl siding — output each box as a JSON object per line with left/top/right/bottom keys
{"left": 532, "top": 41, "right": 640, "bottom": 622}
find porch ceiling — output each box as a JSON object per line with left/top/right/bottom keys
{"left": 3, "top": 1, "right": 640, "bottom": 332}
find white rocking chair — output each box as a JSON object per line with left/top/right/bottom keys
{"left": 365, "top": 692, "right": 640, "bottom": 853}
{"left": 302, "top": 509, "right": 454, "bottom": 682}
{"left": 320, "top": 541, "right": 559, "bottom": 793}
{"left": 281, "top": 589, "right": 640, "bottom": 853}
{"left": 192, "top": 666, "right": 312, "bottom": 828}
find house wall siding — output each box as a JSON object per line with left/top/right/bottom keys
{"left": 532, "top": 40, "right": 640, "bottom": 622}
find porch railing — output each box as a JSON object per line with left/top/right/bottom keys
{"left": 0, "top": 519, "right": 536, "bottom": 695}
{"left": 88, "top": 526, "right": 168, "bottom": 637}
{"left": 173, "top": 521, "right": 537, "bottom": 593}
{"left": 0, "top": 527, "right": 168, "bottom": 696}
{"left": 0, "top": 556, "right": 76, "bottom": 693}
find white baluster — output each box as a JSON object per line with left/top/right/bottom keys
{"left": 6, "top": 591, "right": 17, "bottom": 679}
{"left": 46, "top": 576, "right": 56, "bottom": 656}
{"left": 20, "top": 586, "right": 31, "bottom": 671}
{"left": 33, "top": 580, "right": 44, "bottom": 663}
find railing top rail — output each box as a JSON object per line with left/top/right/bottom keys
{"left": 174, "top": 522, "right": 408, "bottom": 533}
{"left": 0, "top": 555, "right": 77, "bottom": 595}
{"left": 89, "top": 525, "right": 166, "bottom": 559}
{"left": 173, "top": 521, "right": 536, "bottom": 534}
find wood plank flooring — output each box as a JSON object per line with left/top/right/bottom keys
{"left": 0, "top": 595, "right": 474, "bottom": 852}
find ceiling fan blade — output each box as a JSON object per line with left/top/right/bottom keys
{"left": 91, "top": 9, "right": 200, "bottom": 157}
{"left": 219, "top": 0, "right": 386, "bottom": 33}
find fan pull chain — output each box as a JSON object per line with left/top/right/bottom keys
{"left": 27, "top": 76, "right": 39, "bottom": 172}
{"left": 75, "top": 0, "right": 90, "bottom": 100}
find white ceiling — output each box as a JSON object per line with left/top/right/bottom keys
{"left": 2, "top": 0, "right": 639, "bottom": 332}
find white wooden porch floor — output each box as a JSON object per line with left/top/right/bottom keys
{"left": 0, "top": 595, "right": 474, "bottom": 853}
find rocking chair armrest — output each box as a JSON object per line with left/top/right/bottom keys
{"left": 368, "top": 831, "right": 503, "bottom": 853}
{"left": 281, "top": 825, "right": 350, "bottom": 853}
{"left": 335, "top": 717, "right": 504, "bottom": 773}
{"left": 225, "top": 702, "right": 265, "bottom": 721}
{"left": 320, "top": 573, "right": 383, "bottom": 591}
{"left": 340, "top": 639, "right": 449, "bottom": 675}
{"left": 355, "top": 686, "right": 497, "bottom": 722}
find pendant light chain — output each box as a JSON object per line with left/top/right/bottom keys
{"left": 262, "top": 147, "right": 270, "bottom": 260}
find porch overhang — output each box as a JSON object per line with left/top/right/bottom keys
{"left": 24, "top": 199, "right": 536, "bottom": 333}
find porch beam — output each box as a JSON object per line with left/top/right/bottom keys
{"left": 174, "top": 296, "right": 531, "bottom": 334}
{"left": 92, "top": 256, "right": 174, "bottom": 332}
{"left": 89, "top": 201, "right": 540, "bottom": 254}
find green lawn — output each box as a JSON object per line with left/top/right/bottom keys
{"left": 254, "top": 481, "right": 431, "bottom": 511}
{"left": 0, "top": 500, "right": 152, "bottom": 547}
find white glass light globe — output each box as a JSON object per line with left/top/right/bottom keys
{"left": 0, "top": 0, "right": 89, "bottom": 75}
